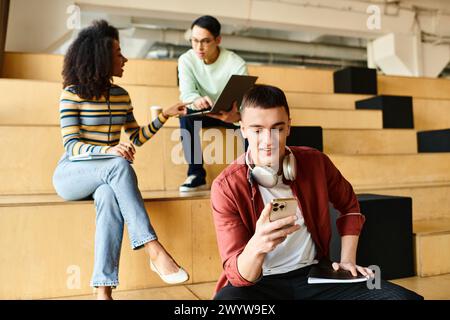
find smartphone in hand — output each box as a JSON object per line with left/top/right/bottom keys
{"left": 269, "top": 197, "right": 298, "bottom": 222}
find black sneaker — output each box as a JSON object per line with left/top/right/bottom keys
{"left": 179, "top": 175, "right": 208, "bottom": 192}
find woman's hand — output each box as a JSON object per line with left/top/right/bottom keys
{"left": 106, "top": 142, "right": 136, "bottom": 162}
{"left": 162, "top": 102, "right": 189, "bottom": 118}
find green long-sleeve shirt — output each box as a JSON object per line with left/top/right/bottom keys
{"left": 178, "top": 47, "right": 247, "bottom": 109}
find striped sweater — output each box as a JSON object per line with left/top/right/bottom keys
{"left": 59, "top": 85, "right": 167, "bottom": 156}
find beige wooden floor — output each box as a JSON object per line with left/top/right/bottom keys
{"left": 50, "top": 282, "right": 216, "bottom": 300}
{"left": 50, "top": 274, "right": 450, "bottom": 300}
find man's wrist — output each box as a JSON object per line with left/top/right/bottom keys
{"left": 340, "top": 257, "right": 356, "bottom": 264}
{"left": 246, "top": 238, "right": 266, "bottom": 259}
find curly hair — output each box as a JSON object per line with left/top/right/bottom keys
{"left": 62, "top": 20, "right": 119, "bottom": 100}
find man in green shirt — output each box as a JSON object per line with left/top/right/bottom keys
{"left": 178, "top": 15, "right": 248, "bottom": 192}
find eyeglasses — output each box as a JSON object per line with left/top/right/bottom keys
{"left": 190, "top": 38, "right": 214, "bottom": 47}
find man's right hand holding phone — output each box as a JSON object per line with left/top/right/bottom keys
{"left": 250, "top": 202, "right": 301, "bottom": 254}
{"left": 237, "top": 202, "right": 301, "bottom": 282}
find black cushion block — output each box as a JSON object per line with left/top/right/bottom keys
{"left": 287, "top": 126, "right": 323, "bottom": 152}
{"left": 355, "top": 95, "right": 414, "bottom": 128}
{"left": 418, "top": 129, "right": 450, "bottom": 152}
{"left": 333, "top": 67, "right": 378, "bottom": 94}
{"left": 329, "top": 194, "right": 415, "bottom": 280}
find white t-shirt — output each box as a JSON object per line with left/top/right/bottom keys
{"left": 258, "top": 175, "right": 317, "bottom": 275}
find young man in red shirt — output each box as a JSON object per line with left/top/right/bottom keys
{"left": 211, "top": 84, "right": 422, "bottom": 300}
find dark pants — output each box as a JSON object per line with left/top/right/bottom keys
{"left": 214, "top": 266, "right": 423, "bottom": 300}
{"left": 179, "top": 115, "right": 241, "bottom": 178}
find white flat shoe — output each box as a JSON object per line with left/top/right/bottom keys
{"left": 150, "top": 260, "right": 189, "bottom": 284}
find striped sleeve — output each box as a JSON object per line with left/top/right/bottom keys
{"left": 59, "top": 89, "right": 110, "bottom": 156}
{"left": 123, "top": 102, "right": 168, "bottom": 146}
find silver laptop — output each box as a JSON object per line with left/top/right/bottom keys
{"left": 182, "top": 75, "right": 258, "bottom": 117}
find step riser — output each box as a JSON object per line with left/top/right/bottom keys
{"left": 2, "top": 79, "right": 448, "bottom": 131}
{"left": 285, "top": 92, "right": 372, "bottom": 110}
{"left": 0, "top": 80, "right": 61, "bottom": 126}
{"left": 415, "top": 233, "right": 450, "bottom": 277}
{"left": 2, "top": 196, "right": 448, "bottom": 299}
{"left": 4, "top": 53, "right": 450, "bottom": 99}
{"left": 330, "top": 154, "right": 450, "bottom": 190}
{"left": 413, "top": 98, "right": 450, "bottom": 130}
{"left": 289, "top": 109, "right": 382, "bottom": 129}
{"left": 162, "top": 109, "right": 383, "bottom": 129}
{"left": 249, "top": 65, "right": 333, "bottom": 93}
{"left": 323, "top": 130, "right": 417, "bottom": 155}
{"left": 379, "top": 75, "right": 450, "bottom": 100}
{"left": 0, "top": 80, "right": 381, "bottom": 129}
{"left": 0, "top": 126, "right": 243, "bottom": 194}
{"left": 2, "top": 53, "right": 63, "bottom": 83}
{"left": 2, "top": 53, "right": 335, "bottom": 93}
{"left": 0, "top": 199, "right": 221, "bottom": 299}
{"left": 358, "top": 186, "right": 450, "bottom": 221}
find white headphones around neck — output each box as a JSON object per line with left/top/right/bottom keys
{"left": 246, "top": 146, "right": 297, "bottom": 188}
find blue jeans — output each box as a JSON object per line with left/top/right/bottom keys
{"left": 179, "top": 115, "right": 238, "bottom": 178}
{"left": 52, "top": 153, "right": 157, "bottom": 288}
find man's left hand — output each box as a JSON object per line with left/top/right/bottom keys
{"left": 332, "top": 261, "right": 374, "bottom": 278}
{"left": 207, "top": 101, "right": 241, "bottom": 123}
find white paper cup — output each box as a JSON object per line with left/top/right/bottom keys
{"left": 150, "top": 106, "right": 163, "bottom": 120}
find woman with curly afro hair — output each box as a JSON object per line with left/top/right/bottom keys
{"left": 53, "top": 20, "right": 189, "bottom": 300}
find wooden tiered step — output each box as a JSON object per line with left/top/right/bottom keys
{"left": 0, "top": 126, "right": 433, "bottom": 194}
{"left": 361, "top": 184, "right": 450, "bottom": 221}
{"left": 2, "top": 53, "right": 64, "bottom": 83}
{"left": 159, "top": 108, "right": 383, "bottom": 129}
{"left": 248, "top": 65, "right": 333, "bottom": 93}
{"left": 4, "top": 53, "right": 450, "bottom": 99}
{"left": 2, "top": 79, "right": 449, "bottom": 131}
{"left": 413, "top": 219, "right": 450, "bottom": 277}
{"left": 378, "top": 74, "right": 450, "bottom": 100}
{"left": 323, "top": 129, "right": 416, "bottom": 154}
{"left": 414, "top": 220, "right": 450, "bottom": 277}
{"left": 2, "top": 191, "right": 450, "bottom": 300}
{"left": 2, "top": 53, "right": 335, "bottom": 93}
{"left": 330, "top": 154, "right": 450, "bottom": 190}
{"left": 0, "top": 192, "right": 221, "bottom": 300}
{"left": 0, "top": 126, "right": 235, "bottom": 194}
{"left": 286, "top": 92, "right": 373, "bottom": 110}
{"left": 1, "top": 53, "right": 180, "bottom": 87}
{"left": 0, "top": 79, "right": 375, "bottom": 125}
{"left": 413, "top": 98, "right": 450, "bottom": 131}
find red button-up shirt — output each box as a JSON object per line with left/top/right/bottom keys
{"left": 210, "top": 147, "right": 365, "bottom": 294}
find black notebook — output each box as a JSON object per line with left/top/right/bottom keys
{"left": 308, "top": 259, "right": 368, "bottom": 284}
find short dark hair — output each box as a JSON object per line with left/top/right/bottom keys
{"left": 241, "top": 84, "right": 290, "bottom": 117}
{"left": 62, "top": 20, "right": 119, "bottom": 100}
{"left": 191, "top": 15, "right": 221, "bottom": 38}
